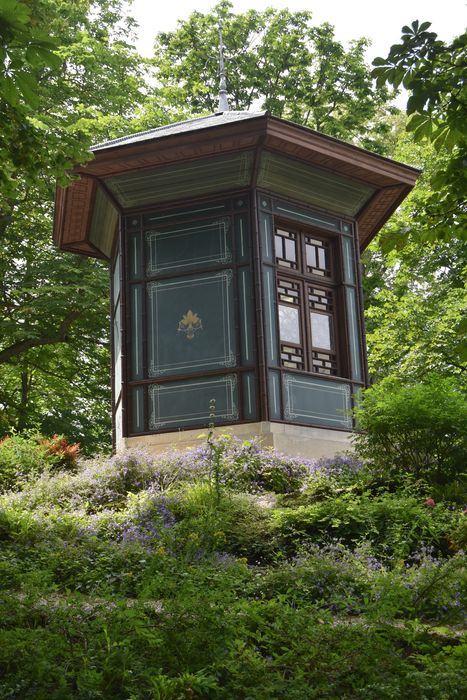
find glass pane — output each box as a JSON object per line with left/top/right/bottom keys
{"left": 275, "top": 234, "right": 283, "bottom": 258}
{"left": 306, "top": 244, "right": 317, "bottom": 268}
{"left": 283, "top": 373, "right": 352, "bottom": 429}
{"left": 285, "top": 237, "right": 296, "bottom": 262}
{"left": 318, "top": 247, "right": 326, "bottom": 269}
{"left": 310, "top": 312, "right": 332, "bottom": 349}
{"left": 146, "top": 217, "right": 231, "bottom": 276}
{"left": 279, "top": 305, "right": 300, "bottom": 344}
{"left": 147, "top": 270, "right": 237, "bottom": 377}
{"left": 148, "top": 374, "right": 238, "bottom": 430}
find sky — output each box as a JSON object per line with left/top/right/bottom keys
{"left": 131, "top": 0, "right": 466, "bottom": 64}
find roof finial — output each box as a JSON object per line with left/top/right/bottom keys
{"left": 218, "top": 19, "right": 230, "bottom": 113}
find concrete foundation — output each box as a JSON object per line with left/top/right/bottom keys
{"left": 119, "top": 422, "right": 353, "bottom": 460}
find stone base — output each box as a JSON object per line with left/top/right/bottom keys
{"left": 119, "top": 422, "right": 353, "bottom": 460}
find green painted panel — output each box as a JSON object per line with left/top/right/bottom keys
{"left": 262, "top": 265, "right": 279, "bottom": 365}
{"left": 89, "top": 186, "right": 118, "bottom": 258}
{"left": 113, "top": 302, "right": 121, "bottom": 401}
{"left": 147, "top": 270, "right": 237, "bottom": 377}
{"left": 130, "top": 284, "right": 144, "bottom": 380}
{"left": 146, "top": 217, "right": 231, "bottom": 277}
{"left": 268, "top": 370, "right": 281, "bottom": 419}
{"left": 112, "top": 249, "right": 120, "bottom": 306}
{"left": 242, "top": 373, "right": 256, "bottom": 420}
{"left": 235, "top": 214, "right": 250, "bottom": 263}
{"left": 283, "top": 373, "right": 352, "bottom": 429}
{"left": 273, "top": 198, "right": 341, "bottom": 232}
{"left": 259, "top": 211, "right": 273, "bottom": 262}
{"left": 149, "top": 374, "right": 239, "bottom": 430}
{"left": 342, "top": 235, "right": 356, "bottom": 285}
{"left": 345, "top": 287, "right": 363, "bottom": 382}
{"left": 238, "top": 267, "right": 255, "bottom": 365}
{"left": 105, "top": 151, "right": 254, "bottom": 209}
{"left": 143, "top": 200, "right": 230, "bottom": 228}
{"left": 128, "top": 232, "right": 143, "bottom": 280}
{"left": 258, "top": 151, "right": 374, "bottom": 217}
{"left": 131, "top": 386, "right": 145, "bottom": 433}
{"left": 258, "top": 194, "right": 272, "bottom": 211}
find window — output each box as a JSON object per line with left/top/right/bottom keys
{"left": 275, "top": 226, "right": 339, "bottom": 377}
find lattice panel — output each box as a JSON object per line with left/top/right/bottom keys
{"left": 305, "top": 236, "right": 330, "bottom": 276}
{"left": 311, "top": 350, "right": 337, "bottom": 375}
{"left": 281, "top": 344, "right": 304, "bottom": 370}
{"left": 278, "top": 278, "right": 300, "bottom": 304}
{"left": 275, "top": 229, "right": 298, "bottom": 269}
{"left": 308, "top": 285, "right": 333, "bottom": 312}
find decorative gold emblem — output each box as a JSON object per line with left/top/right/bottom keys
{"left": 178, "top": 310, "right": 202, "bottom": 340}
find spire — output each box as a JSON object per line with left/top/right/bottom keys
{"left": 217, "top": 20, "right": 230, "bottom": 113}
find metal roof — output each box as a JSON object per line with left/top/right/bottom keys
{"left": 92, "top": 110, "right": 267, "bottom": 152}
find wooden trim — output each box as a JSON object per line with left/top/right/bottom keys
{"left": 265, "top": 116, "right": 420, "bottom": 187}
{"left": 356, "top": 184, "right": 412, "bottom": 249}
{"left": 55, "top": 116, "right": 419, "bottom": 260}
{"left": 75, "top": 120, "right": 266, "bottom": 178}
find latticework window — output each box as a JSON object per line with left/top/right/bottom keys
{"left": 275, "top": 226, "right": 339, "bottom": 376}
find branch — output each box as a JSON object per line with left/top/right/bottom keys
{"left": 0, "top": 309, "right": 82, "bottom": 364}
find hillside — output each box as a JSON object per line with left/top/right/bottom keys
{"left": 0, "top": 436, "right": 466, "bottom": 699}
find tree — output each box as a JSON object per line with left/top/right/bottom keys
{"left": 0, "top": 0, "right": 148, "bottom": 451}
{"left": 149, "top": 0, "right": 394, "bottom": 151}
{"left": 372, "top": 21, "right": 467, "bottom": 242}
{"left": 362, "top": 118, "right": 466, "bottom": 384}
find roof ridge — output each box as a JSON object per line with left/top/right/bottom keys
{"left": 92, "top": 111, "right": 265, "bottom": 151}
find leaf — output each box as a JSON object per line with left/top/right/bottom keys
{"left": 419, "top": 22, "right": 432, "bottom": 32}
{"left": 14, "top": 71, "right": 39, "bottom": 108}
{"left": 0, "top": 75, "right": 21, "bottom": 107}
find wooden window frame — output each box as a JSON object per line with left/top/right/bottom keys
{"left": 274, "top": 223, "right": 346, "bottom": 378}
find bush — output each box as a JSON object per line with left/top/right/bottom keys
{"left": 0, "top": 433, "right": 81, "bottom": 493}
{"left": 40, "top": 434, "right": 80, "bottom": 471}
{"left": 273, "top": 491, "right": 460, "bottom": 560}
{"left": 0, "top": 434, "right": 51, "bottom": 492}
{"left": 353, "top": 377, "right": 467, "bottom": 484}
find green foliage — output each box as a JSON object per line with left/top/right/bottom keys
{"left": 0, "top": 441, "right": 466, "bottom": 697}
{"left": 372, "top": 21, "right": 467, "bottom": 242}
{"left": 0, "top": 431, "right": 79, "bottom": 493}
{"left": 0, "top": 0, "right": 150, "bottom": 450}
{"left": 0, "top": 433, "right": 50, "bottom": 492}
{"left": 274, "top": 492, "right": 459, "bottom": 560}
{"left": 353, "top": 377, "right": 467, "bottom": 483}
{"left": 150, "top": 0, "right": 394, "bottom": 150}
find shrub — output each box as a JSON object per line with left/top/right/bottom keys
{"left": 273, "top": 491, "right": 459, "bottom": 560}
{"left": 0, "top": 433, "right": 51, "bottom": 492}
{"left": 353, "top": 377, "right": 467, "bottom": 484}
{"left": 40, "top": 434, "right": 80, "bottom": 471}
{"left": 0, "top": 433, "right": 81, "bottom": 493}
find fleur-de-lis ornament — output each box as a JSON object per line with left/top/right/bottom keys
{"left": 178, "top": 310, "right": 202, "bottom": 340}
